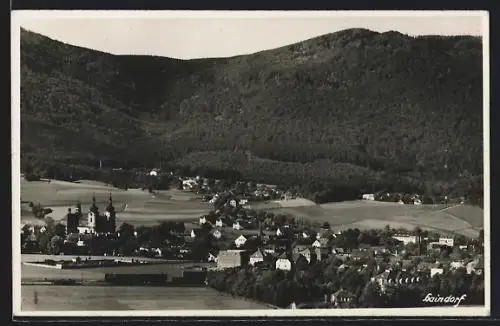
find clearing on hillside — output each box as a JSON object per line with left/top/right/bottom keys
{"left": 20, "top": 179, "right": 211, "bottom": 226}
{"left": 258, "top": 200, "right": 483, "bottom": 238}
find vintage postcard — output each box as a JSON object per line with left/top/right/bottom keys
{"left": 11, "top": 10, "right": 490, "bottom": 317}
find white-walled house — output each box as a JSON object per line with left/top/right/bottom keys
{"left": 212, "top": 229, "right": 222, "bottom": 239}
{"left": 215, "top": 219, "right": 223, "bottom": 227}
{"left": 430, "top": 268, "right": 444, "bottom": 277}
{"left": 233, "top": 221, "right": 243, "bottom": 230}
{"left": 250, "top": 249, "right": 264, "bottom": 266}
{"left": 439, "top": 237, "right": 454, "bottom": 247}
{"left": 392, "top": 234, "right": 417, "bottom": 245}
{"left": 362, "top": 194, "right": 375, "bottom": 201}
{"left": 199, "top": 216, "right": 207, "bottom": 225}
{"left": 190, "top": 229, "right": 197, "bottom": 238}
{"left": 229, "top": 199, "right": 238, "bottom": 207}
{"left": 276, "top": 255, "right": 292, "bottom": 271}
{"left": 234, "top": 235, "right": 247, "bottom": 248}
{"left": 276, "top": 228, "right": 283, "bottom": 237}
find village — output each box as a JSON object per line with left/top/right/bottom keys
{"left": 20, "top": 170, "right": 485, "bottom": 308}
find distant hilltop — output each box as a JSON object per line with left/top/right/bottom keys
{"left": 20, "top": 27, "right": 483, "bottom": 197}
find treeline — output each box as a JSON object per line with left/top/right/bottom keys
{"left": 21, "top": 150, "right": 484, "bottom": 207}
{"left": 207, "top": 256, "right": 484, "bottom": 308}
{"left": 173, "top": 151, "right": 483, "bottom": 206}
{"left": 21, "top": 158, "right": 175, "bottom": 191}
{"left": 21, "top": 29, "right": 482, "bottom": 195}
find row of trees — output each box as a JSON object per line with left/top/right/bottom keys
{"left": 207, "top": 251, "right": 485, "bottom": 308}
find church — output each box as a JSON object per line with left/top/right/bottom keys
{"left": 66, "top": 193, "right": 117, "bottom": 235}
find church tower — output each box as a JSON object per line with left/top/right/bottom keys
{"left": 88, "top": 193, "right": 99, "bottom": 232}
{"left": 105, "top": 193, "right": 116, "bottom": 233}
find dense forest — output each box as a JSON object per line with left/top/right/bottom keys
{"left": 20, "top": 28, "right": 484, "bottom": 204}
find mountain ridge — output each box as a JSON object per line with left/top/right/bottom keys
{"left": 19, "top": 27, "right": 483, "bottom": 200}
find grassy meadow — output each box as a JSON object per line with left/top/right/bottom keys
{"left": 258, "top": 200, "right": 483, "bottom": 238}
{"left": 21, "top": 285, "right": 271, "bottom": 311}
{"left": 20, "top": 179, "right": 212, "bottom": 226}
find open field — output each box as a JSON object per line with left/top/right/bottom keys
{"left": 20, "top": 255, "right": 215, "bottom": 281}
{"left": 258, "top": 201, "right": 483, "bottom": 238}
{"left": 21, "top": 285, "right": 271, "bottom": 310}
{"left": 20, "top": 179, "right": 211, "bottom": 226}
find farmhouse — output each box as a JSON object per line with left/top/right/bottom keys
{"left": 215, "top": 219, "right": 223, "bottom": 227}
{"left": 199, "top": 216, "right": 207, "bottom": 225}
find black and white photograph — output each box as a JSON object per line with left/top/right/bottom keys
{"left": 11, "top": 10, "right": 490, "bottom": 317}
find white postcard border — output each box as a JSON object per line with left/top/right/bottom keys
{"left": 11, "top": 10, "right": 491, "bottom": 318}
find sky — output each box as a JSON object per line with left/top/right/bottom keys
{"left": 15, "top": 11, "right": 487, "bottom": 59}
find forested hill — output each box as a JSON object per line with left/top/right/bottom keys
{"left": 20, "top": 27, "right": 483, "bottom": 201}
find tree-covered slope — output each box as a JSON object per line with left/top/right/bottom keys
{"left": 20, "top": 27, "right": 483, "bottom": 197}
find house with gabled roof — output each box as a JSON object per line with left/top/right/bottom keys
{"left": 250, "top": 249, "right": 265, "bottom": 266}
{"left": 276, "top": 253, "right": 292, "bottom": 271}
{"left": 297, "top": 248, "right": 313, "bottom": 263}
{"left": 234, "top": 235, "right": 247, "bottom": 248}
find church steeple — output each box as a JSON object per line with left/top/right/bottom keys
{"left": 90, "top": 192, "right": 99, "bottom": 214}
{"left": 106, "top": 193, "right": 115, "bottom": 214}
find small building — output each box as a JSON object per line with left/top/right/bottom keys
{"left": 212, "top": 229, "right": 222, "bottom": 239}
{"left": 234, "top": 235, "right": 247, "bottom": 248}
{"left": 276, "top": 228, "right": 283, "bottom": 237}
{"left": 249, "top": 249, "right": 265, "bottom": 266}
{"left": 362, "top": 194, "right": 375, "bottom": 201}
{"left": 330, "top": 289, "right": 356, "bottom": 307}
{"left": 276, "top": 254, "right": 292, "bottom": 271}
{"left": 298, "top": 248, "right": 313, "bottom": 263}
{"left": 392, "top": 234, "right": 417, "bottom": 245}
{"left": 450, "top": 261, "right": 465, "bottom": 270}
{"left": 190, "top": 229, "right": 197, "bottom": 238}
{"left": 199, "top": 216, "right": 207, "bottom": 225}
{"left": 439, "top": 237, "right": 454, "bottom": 247}
{"left": 217, "top": 250, "right": 249, "bottom": 269}
{"left": 233, "top": 221, "right": 243, "bottom": 231}
{"left": 430, "top": 268, "right": 444, "bottom": 277}
{"left": 466, "top": 257, "right": 484, "bottom": 275}
{"left": 312, "top": 238, "right": 329, "bottom": 248}
{"left": 263, "top": 244, "right": 276, "bottom": 255}
{"left": 149, "top": 170, "right": 158, "bottom": 177}
{"left": 215, "top": 219, "right": 223, "bottom": 228}
{"left": 207, "top": 252, "right": 218, "bottom": 262}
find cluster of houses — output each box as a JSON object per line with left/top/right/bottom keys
{"left": 362, "top": 193, "right": 423, "bottom": 205}
{"left": 207, "top": 228, "right": 483, "bottom": 293}
{"left": 177, "top": 174, "right": 297, "bottom": 207}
